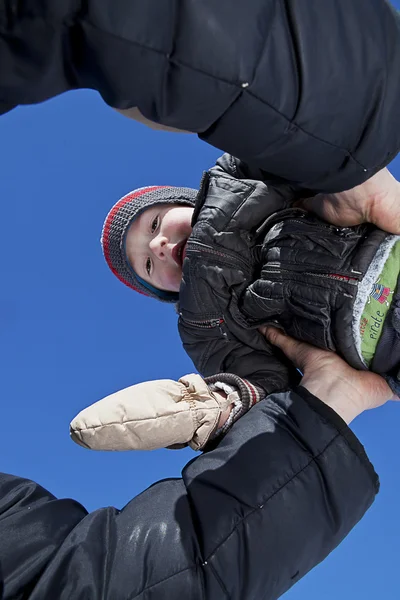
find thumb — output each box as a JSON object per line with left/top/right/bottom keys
{"left": 261, "top": 326, "right": 308, "bottom": 370}
{"left": 369, "top": 195, "right": 400, "bottom": 235}
{"left": 294, "top": 195, "right": 326, "bottom": 219}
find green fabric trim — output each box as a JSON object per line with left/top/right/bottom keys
{"left": 360, "top": 241, "right": 400, "bottom": 364}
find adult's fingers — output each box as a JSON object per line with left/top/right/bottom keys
{"left": 260, "top": 326, "right": 314, "bottom": 372}
{"left": 296, "top": 194, "right": 357, "bottom": 228}
{"left": 369, "top": 190, "right": 400, "bottom": 235}
{"left": 298, "top": 171, "right": 400, "bottom": 235}
{"left": 360, "top": 167, "right": 400, "bottom": 235}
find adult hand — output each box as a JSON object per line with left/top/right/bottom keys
{"left": 259, "top": 326, "right": 397, "bottom": 424}
{"left": 296, "top": 167, "right": 400, "bottom": 235}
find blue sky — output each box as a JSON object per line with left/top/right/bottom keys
{"left": 1, "top": 27, "right": 400, "bottom": 599}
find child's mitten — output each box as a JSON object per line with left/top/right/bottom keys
{"left": 70, "top": 374, "right": 234, "bottom": 451}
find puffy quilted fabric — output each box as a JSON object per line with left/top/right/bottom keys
{"left": 178, "top": 154, "right": 390, "bottom": 394}
{"left": 1, "top": 0, "right": 400, "bottom": 191}
{"left": 0, "top": 389, "right": 378, "bottom": 599}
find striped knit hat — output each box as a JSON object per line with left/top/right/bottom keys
{"left": 101, "top": 186, "right": 198, "bottom": 303}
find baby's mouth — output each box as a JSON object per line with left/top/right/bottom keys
{"left": 172, "top": 239, "right": 188, "bottom": 267}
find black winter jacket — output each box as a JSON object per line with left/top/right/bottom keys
{"left": 1, "top": 0, "right": 400, "bottom": 192}
{"left": 178, "top": 154, "right": 398, "bottom": 395}
{"left": 0, "top": 390, "right": 378, "bottom": 600}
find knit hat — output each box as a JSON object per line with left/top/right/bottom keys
{"left": 101, "top": 186, "right": 198, "bottom": 302}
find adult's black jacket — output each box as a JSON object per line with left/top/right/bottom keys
{"left": 0, "top": 389, "right": 378, "bottom": 599}
{"left": 1, "top": 0, "right": 399, "bottom": 192}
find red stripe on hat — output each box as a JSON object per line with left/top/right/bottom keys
{"left": 102, "top": 186, "right": 168, "bottom": 292}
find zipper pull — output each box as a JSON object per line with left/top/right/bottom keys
{"left": 211, "top": 318, "right": 228, "bottom": 339}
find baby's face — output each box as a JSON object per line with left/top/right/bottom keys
{"left": 126, "top": 204, "right": 194, "bottom": 292}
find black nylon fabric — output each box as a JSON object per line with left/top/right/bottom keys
{"left": 178, "top": 154, "right": 390, "bottom": 394}
{"left": 1, "top": 0, "right": 400, "bottom": 191}
{"left": 179, "top": 155, "right": 302, "bottom": 395}
{"left": 242, "top": 214, "right": 389, "bottom": 371}
{"left": 0, "top": 391, "right": 378, "bottom": 599}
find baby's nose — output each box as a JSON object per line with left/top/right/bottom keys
{"left": 150, "top": 236, "right": 167, "bottom": 259}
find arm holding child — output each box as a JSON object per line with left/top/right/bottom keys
{"left": 4, "top": 338, "right": 385, "bottom": 599}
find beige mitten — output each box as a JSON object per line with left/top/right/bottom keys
{"left": 70, "top": 374, "right": 234, "bottom": 452}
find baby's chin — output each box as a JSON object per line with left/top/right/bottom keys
{"left": 160, "top": 270, "right": 183, "bottom": 294}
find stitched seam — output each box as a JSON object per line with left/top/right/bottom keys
{"left": 290, "top": 296, "right": 331, "bottom": 309}
{"left": 191, "top": 224, "right": 252, "bottom": 271}
{"left": 281, "top": 0, "right": 301, "bottom": 121}
{"left": 183, "top": 391, "right": 201, "bottom": 432}
{"left": 128, "top": 564, "right": 206, "bottom": 600}
{"left": 206, "top": 174, "right": 257, "bottom": 221}
{"left": 81, "top": 19, "right": 240, "bottom": 88}
{"left": 160, "top": 0, "right": 179, "bottom": 119}
{"left": 244, "top": 87, "right": 367, "bottom": 166}
{"left": 296, "top": 386, "right": 379, "bottom": 489}
{"left": 190, "top": 242, "right": 228, "bottom": 260}
{"left": 259, "top": 276, "right": 347, "bottom": 296}
{"left": 206, "top": 561, "right": 229, "bottom": 597}
{"left": 263, "top": 259, "right": 352, "bottom": 270}
{"left": 2, "top": 13, "right": 377, "bottom": 166}
{"left": 101, "top": 511, "right": 112, "bottom": 599}
{"left": 77, "top": 19, "right": 363, "bottom": 161}
{"left": 203, "top": 432, "right": 342, "bottom": 564}
{"left": 188, "top": 260, "right": 203, "bottom": 313}
{"left": 200, "top": 340, "right": 220, "bottom": 375}
{"left": 350, "top": 1, "right": 389, "bottom": 164}
{"left": 131, "top": 424, "right": 344, "bottom": 598}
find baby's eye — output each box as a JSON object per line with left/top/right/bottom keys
{"left": 151, "top": 216, "right": 158, "bottom": 233}
{"left": 146, "top": 257, "right": 152, "bottom": 276}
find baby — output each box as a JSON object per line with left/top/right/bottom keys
{"left": 71, "top": 154, "right": 400, "bottom": 453}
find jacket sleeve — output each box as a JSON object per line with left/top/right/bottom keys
{"left": 178, "top": 314, "right": 300, "bottom": 396}
{"left": 0, "top": 388, "right": 378, "bottom": 600}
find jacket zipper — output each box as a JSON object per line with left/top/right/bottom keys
{"left": 180, "top": 315, "right": 228, "bottom": 337}
{"left": 257, "top": 207, "right": 361, "bottom": 237}
{"left": 277, "top": 218, "right": 341, "bottom": 231}
{"left": 262, "top": 267, "right": 360, "bottom": 285}
{"left": 268, "top": 213, "right": 360, "bottom": 236}
{"left": 189, "top": 240, "right": 251, "bottom": 271}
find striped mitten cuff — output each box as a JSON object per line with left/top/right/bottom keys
{"left": 206, "top": 373, "right": 265, "bottom": 440}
